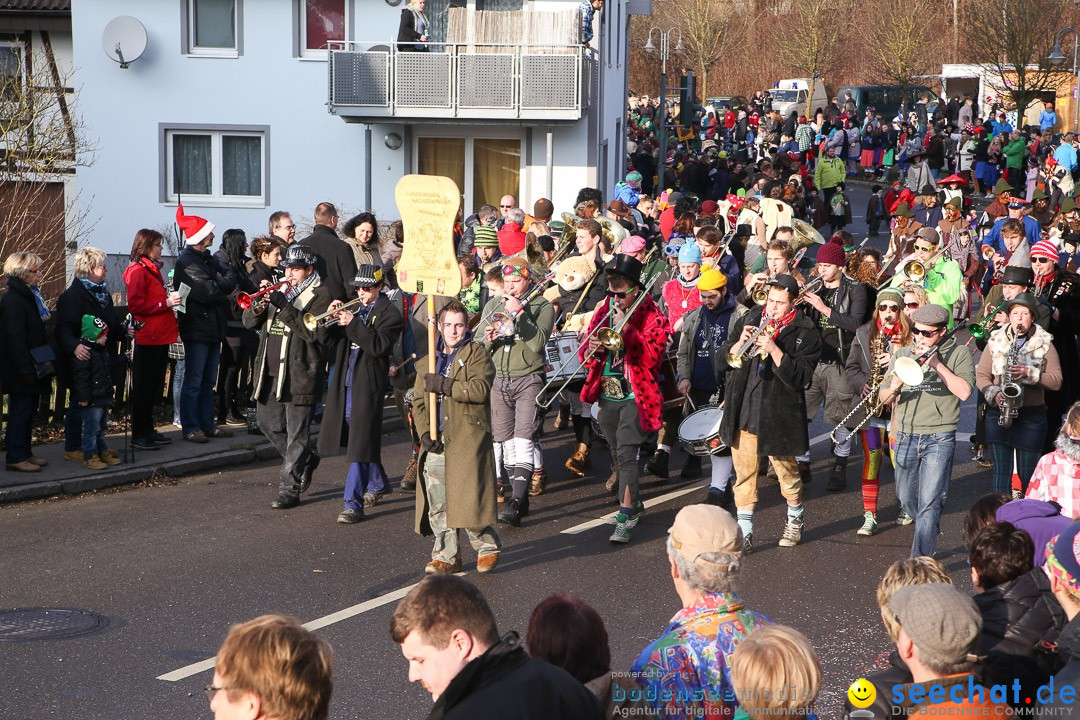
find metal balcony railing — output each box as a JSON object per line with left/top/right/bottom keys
{"left": 327, "top": 41, "right": 591, "bottom": 122}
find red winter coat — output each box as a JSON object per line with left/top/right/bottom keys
{"left": 123, "top": 258, "right": 178, "bottom": 346}
{"left": 579, "top": 294, "right": 670, "bottom": 432}
{"left": 498, "top": 222, "right": 527, "bottom": 256}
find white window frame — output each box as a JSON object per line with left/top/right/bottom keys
{"left": 299, "top": 0, "right": 350, "bottom": 61}
{"left": 411, "top": 129, "right": 524, "bottom": 216}
{"left": 185, "top": 0, "right": 241, "bottom": 58}
{"left": 163, "top": 126, "right": 268, "bottom": 208}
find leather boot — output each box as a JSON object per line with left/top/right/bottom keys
{"left": 644, "top": 449, "right": 669, "bottom": 478}
{"left": 399, "top": 458, "right": 418, "bottom": 493}
{"left": 680, "top": 455, "right": 702, "bottom": 478}
{"left": 528, "top": 468, "right": 547, "bottom": 497}
{"left": 554, "top": 403, "right": 571, "bottom": 430}
{"left": 826, "top": 456, "right": 847, "bottom": 492}
{"left": 565, "top": 443, "right": 590, "bottom": 477}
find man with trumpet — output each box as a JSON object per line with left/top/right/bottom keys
{"left": 975, "top": 292, "right": 1062, "bottom": 496}
{"left": 578, "top": 254, "right": 669, "bottom": 544}
{"left": 480, "top": 256, "right": 555, "bottom": 526}
{"left": 716, "top": 274, "right": 822, "bottom": 551}
{"left": 888, "top": 227, "right": 963, "bottom": 328}
{"left": 882, "top": 304, "right": 975, "bottom": 558}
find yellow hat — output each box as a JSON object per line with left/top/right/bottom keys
{"left": 697, "top": 267, "right": 727, "bottom": 291}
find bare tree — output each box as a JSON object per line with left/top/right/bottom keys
{"left": 965, "top": 0, "right": 1072, "bottom": 123}
{"left": 0, "top": 46, "right": 96, "bottom": 300}
{"left": 866, "top": 0, "right": 939, "bottom": 97}
{"left": 773, "top": 0, "right": 843, "bottom": 116}
{"left": 653, "top": 0, "right": 756, "bottom": 99}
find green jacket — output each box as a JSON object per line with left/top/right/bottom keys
{"left": 479, "top": 293, "right": 555, "bottom": 377}
{"left": 889, "top": 257, "right": 964, "bottom": 329}
{"left": 889, "top": 337, "right": 975, "bottom": 435}
{"left": 814, "top": 157, "right": 846, "bottom": 191}
{"left": 1003, "top": 138, "right": 1027, "bottom": 169}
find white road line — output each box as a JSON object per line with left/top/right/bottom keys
{"left": 561, "top": 482, "right": 706, "bottom": 535}
{"left": 157, "top": 582, "right": 421, "bottom": 682}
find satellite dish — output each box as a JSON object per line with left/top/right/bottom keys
{"left": 101, "top": 16, "right": 147, "bottom": 69}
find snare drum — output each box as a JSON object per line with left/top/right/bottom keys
{"left": 544, "top": 331, "right": 586, "bottom": 382}
{"left": 678, "top": 406, "right": 726, "bottom": 456}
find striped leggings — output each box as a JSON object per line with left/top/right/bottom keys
{"left": 859, "top": 427, "right": 893, "bottom": 514}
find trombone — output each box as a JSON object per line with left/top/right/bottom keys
{"left": 969, "top": 298, "right": 1008, "bottom": 340}
{"left": 536, "top": 271, "right": 664, "bottom": 408}
{"left": 237, "top": 280, "right": 289, "bottom": 310}
{"left": 302, "top": 297, "right": 363, "bottom": 331}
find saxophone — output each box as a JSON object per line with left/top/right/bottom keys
{"left": 868, "top": 331, "right": 888, "bottom": 418}
{"left": 998, "top": 329, "right": 1023, "bottom": 429}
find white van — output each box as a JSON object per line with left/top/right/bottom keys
{"left": 770, "top": 78, "right": 828, "bottom": 119}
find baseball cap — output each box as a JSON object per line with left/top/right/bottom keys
{"left": 669, "top": 505, "right": 743, "bottom": 569}
{"left": 767, "top": 274, "right": 799, "bottom": 296}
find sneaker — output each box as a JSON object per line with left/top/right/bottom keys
{"left": 336, "top": 508, "right": 364, "bottom": 524}
{"left": 424, "top": 558, "right": 463, "bottom": 575}
{"left": 132, "top": 436, "right": 160, "bottom": 451}
{"left": 1011, "top": 488, "right": 1023, "bottom": 500}
{"left": 609, "top": 512, "right": 639, "bottom": 544}
{"left": 778, "top": 518, "right": 804, "bottom": 547}
{"left": 896, "top": 509, "right": 914, "bottom": 526}
{"left": 644, "top": 450, "right": 669, "bottom": 478}
{"left": 184, "top": 431, "right": 208, "bottom": 444}
{"left": 476, "top": 552, "right": 500, "bottom": 573}
{"left": 300, "top": 453, "right": 320, "bottom": 494}
{"left": 857, "top": 511, "right": 878, "bottom": 536}
{"left": 528, "top": 468, "right": 547, "bottom": 497}
{"left": 743, "top": 533, "right": 753, "bottom": 554}
{"left": 363, "top": 492, "right": 380, "bottom": 507}
{"left": 82, "top": 457, "right": 108, "bottom": 470}
{"left": 97, "top": 452, "right": 121, "bottom": 467}
{"left": 681, "top": 455, "right": 703, "bottom": 479}
{"left": 151, "top": 431, "right": 172, "bottom": 445}
{"left": 224, "top": 413, "right": 247, "bottom": 426}
{"left": 205, "top": 426, "right": 233, "bottom": 439}
{"left": 271, "top": 493, "right": 300, "bottom": 510}
{"left": 704, "top": 488, "right": 724, "bottom": 506}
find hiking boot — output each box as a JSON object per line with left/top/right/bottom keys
{"left": 554, "top": 404, "right": 570, "bottom": 430}
{"left": 336, "top": 508, "right": 364, "bottom": 524}
{"left": 271, "top": 493, "right": 300, "bottom": 510}
{"left": 424, "top": 558, "right": 462, "bottom": 575}
{"left": 300, "top": 453, "right": 320, "bottom": 494}
{"left": 528, "top": 468, "right": 547, "bottom": 497}
{"left": 680, "top": 455, "right": 703, "bottom": 479}
{"left": 826, "top": 458, "right": 847, "bottom": 492}
{"left": 363, "top": 492, "right": 381, "bottom": 507}
{"left": 101, "top": 448, "right": 120, "bottom": 461}
{"left": 857, "top": 511, "right": 878, "bottom": 536}
{"left": 476, "top": 552, "right": 500, "bottom": 573}
{"left": 98, "top": 452, "right": 121, "bottom": 467}
{"left": 498, "top": 497, "right": 528, "bottom": 526}
{"left": 778, "top": 518, "right": 804, "bottom": 547}
{"left": 565, "top": 443, "right": 590, "bottom": 477}
{"left": 644, "top": 449, "right": 669, "bottom": 478}
{"left": 400, "top": 458, "right": 418, "bottom": 493}
{"left": 896, "top": 509, "right": 914, "bottom": 526}
{"left": 82, "top": 457, "right": 108, "bottom": 470}
{"left": 797, "top": 460, "right": 813, "bottom": 485}
{"left": 63, "top": 450, "right": 84, "bottom": 462}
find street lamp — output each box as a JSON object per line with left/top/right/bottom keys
{"left": 1048, "top": 27, "right": 1079, "bottom": 132}
{"left": 644, "top": 26, "right": 682, "bottom": 190}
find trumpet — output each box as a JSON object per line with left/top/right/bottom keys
{"left": 795, "top": 274, "right": 826, "bottom": 305}
{"left": 302, "top": 297, "right": 363, "bottom": 331}
{"left": 482, "top": 272, "right": 555, "bottom": 338}
{"left": 237, "top": 280, "right": 289, "bottom": 310}
{"left": 725, "top": 313, "right": 774, "bottom": 368}
{"left": 745, "top": 274, "right": 773, "bottom": 306}
{"left": 981, "top": 245, "right": 996, "bottom": 262}
{"left": 968, "top": 298, "right": 1008, "bottom": 340}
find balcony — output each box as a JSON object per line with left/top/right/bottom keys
{"left": 327, "top": 42, "right": 592, "bottom": 124}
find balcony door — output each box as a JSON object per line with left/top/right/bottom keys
{"left": 416, "top": 135, "right": 521, "bottom": 216}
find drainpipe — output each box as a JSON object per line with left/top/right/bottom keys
{"left": 546, "top": 130, "right": 553, "bottom": 198}
{"left": 364, "top": 125, "right": 372, "bottom": 210}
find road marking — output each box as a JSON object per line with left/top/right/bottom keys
{"left": 561, "top": 482, "right": 706, "bottom": 535}
{"left": 157, "top": 582, "right": 420, "bottom": 682}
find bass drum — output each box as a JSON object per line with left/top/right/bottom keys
{"left": 678, "top": 406, "right": 726, "bottom": 456}
{"left": 659, "top": 354, "right": 682, "bottom": 411}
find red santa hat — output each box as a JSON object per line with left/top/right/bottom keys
{"left": 176, "top": 201, "right": 215, "bottom": 246}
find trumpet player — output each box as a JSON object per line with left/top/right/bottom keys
{"left": 796, "top": 237, "right": 868, "bottom": 491}
{"left": 888, "top": 228, "right": 963, "bottom": 328}
{"left": 739, "top": 237, "right": 803, "bottom": 308}
{"left": 579, "top": 255, "right": 670, "bottom": 545}
{"left": 842, "top": 288, "right": 911, "bottom": 536}
{"left": 318, "top": 264, "right": 404, "bottom": 524}
{"left": 716, "top": 275, "right": 822, "bottom": 551}
{"left": 975, "top": 293, "right": 1062, "bottom": 496}
{"left": 242, "top": 245, "right": 332, "bottom": 510}
{"left": 883, "top": 304, "right": 975, "bottom": 558}
{"left": 480, "top": 257, "right": 555, "bottom": 526}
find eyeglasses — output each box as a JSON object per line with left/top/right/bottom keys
{"left": 878, "top": 303, "right": 899, "bottom": 312}
{"left": 204, "top": 685, "right": 233, "bottom": 704}
{"left": 1032, "top": 257, "right": 1054, "bottom": 264}
{"left": 278, "top": 224, "right": 296, "bottom": 231}
{"left": 606, "top": 288, "right": 635, "bottom": 299}
{"left": 913, "top": 244, "right": 934, "bottom": 253}
{"left": 904, "top": 301, "right": 920, "bottom": 309}
{"left": 911, "top": 326, "right": 942, "bottom": 337}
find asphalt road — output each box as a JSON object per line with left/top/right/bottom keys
{"left": 0, "top": 184, "right": 996, "bottom": 720}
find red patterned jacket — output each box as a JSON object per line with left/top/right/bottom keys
{"left": 579, "top": 294, "right": 670, "bottom": 432}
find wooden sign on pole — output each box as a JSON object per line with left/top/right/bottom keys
{"left": 394, "top": 174, "right": 462, "bottom": 441}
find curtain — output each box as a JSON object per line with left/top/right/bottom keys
{"left": 306, "top": 0, "right": 345, "bottom": 51}
{"left": 476, "top": 0, "right": 523, "bottom": 10}
{"left": 222, "top": 135, "right": 261, "bottom": 196}
{"left": 473, "top": 139, "right": 519, "bottom": 211}
{"left": 193, "top": 0, "right": 235, "bottom": 48}
{"left": 418, "top": 138, "right": 465, "bottom": 199}
{"left": 424, "top": 0, "right": 463, "bottom": 47}
{"left": 173, "top": 134, "right": 212, "bottom": 196}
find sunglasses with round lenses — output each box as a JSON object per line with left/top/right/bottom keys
{"left": 904, "top": 302, "right": 920, "bottom": 309}
{"left": 878, "top": 303, "right": 900, "bottom": 312}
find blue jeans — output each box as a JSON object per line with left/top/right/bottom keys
{"left": 894, "top": 431, "right": 956, "bottom": 557}
{"left": 80, "top": 406, "right": 107, "bottom": 460}
{"left": 343, "top": 461, "right": 389, "bottom": 510}
{"left": 64, "top": 403, "right": 83, "bottom": 451}
{"left": 180, "top": 341, "right": 220, "bottom": 434}
{"left": 5, "top": 392, "right": 38, "bottom": 464}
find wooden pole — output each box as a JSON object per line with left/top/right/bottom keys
{"left": 428, "top": 293, "right": 438, "bottom": 441}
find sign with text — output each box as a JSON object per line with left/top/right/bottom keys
{"left": 394, "top": 174, "right": 462, "bottom": 297}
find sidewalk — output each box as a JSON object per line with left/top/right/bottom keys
{"left": 0, "top": 423, "right": 277, "bottom": 504}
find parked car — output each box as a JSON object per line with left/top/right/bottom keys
{"left": 837, "top": 85, "right": 939, "bottom": 121}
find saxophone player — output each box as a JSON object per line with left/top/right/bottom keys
{"left": 975, "top": 292, "right": 1062, "bottom": 496}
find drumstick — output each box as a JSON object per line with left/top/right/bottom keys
{"left": 392, "top": 353, "right": 417, "bottom": 374}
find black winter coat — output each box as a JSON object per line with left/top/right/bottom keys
{"left": 1044, "top": 614, "right": 1080, "bottom": 715}
{"left": 317, "top": 295, "right": 403, "bottom": 463}
{"left": 73, "top": 344, "right": 114, "bottom": 408}
{"left": 172, "top": 247, "right": 237, "bottom": 344}
{"left": 716, "top": 306, "right": 822, "bottom": 456}
{"left": 299, "top": 224, "right": 357, "bottom": 302}
{"left": 427, "top": 633, "right": 604, "bottom": 720}
{"left": 213, "top": 246, "right": 256, "bottom": 328}
{"left": 0, "top": 277, "right": 53, "bottom": 394}
{"left": 55, "top": 278, "right": 122, "bottom": 391}
{"left": 248, "top": 260, "right": 279, "bottom": 289}
{"left": 843, "top": 650, "right": 911, "bottom": 720}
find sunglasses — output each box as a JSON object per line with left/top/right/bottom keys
{"left": 606, "top": 288, "right": 635, "bottom": 299}
{"left": 878, "top": 303, "right": 900, "bottom": 312}
{"left": 911, "top": 326, "right": 942, "bottom": 337}
{"left": 904, "top": 301, "right": 920, "bottom": 309}
{"left": 1032, "top": 257, "right": 1054, "bottom": 264}
{"left": 500, "top": 204, "right": 514, "bottom": 208}
{"left": 913, "top": 244, "right": 935, "bottom": 253}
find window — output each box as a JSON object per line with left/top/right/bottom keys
{"left": 0, "top": 42, "right": 24, "bottom": 100}
{"left": 163, "top": 126, "right": 268, "bottom": 206}
{"left": 186, "top": 0, "right": 241, "bottom": 57}
{"left": 416, "top": 135, "right": 521, "bottom": 215}
{"left": 300, "top": 0, "right": 346, "bottom": 58}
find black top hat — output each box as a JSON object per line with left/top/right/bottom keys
{"left": 604, "top": 254, "right": 644, "bottom": 287}
{"left": 1001, "top": 265, "right": 1034, "bottom": 287}
{"left": 351, "top": 264, "right": 384, "bottom": 288}
{"left": 279, "top": 244, "right": 316, "bottom": 269}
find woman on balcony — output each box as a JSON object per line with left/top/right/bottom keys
{"left": 397, "top": 0, "right": 429, "bottom": 52}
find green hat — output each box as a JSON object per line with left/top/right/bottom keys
{"left": 946, "top": 197, "right": 963, "bottom": 210}
{"left": 1062, "top": 196, "right": 1077, "bottom": 213}
{"left": 1031, "top": 188, "right": 1049, "bottom": 202}
{"left": 992, "top": 178, "right": 1013, "bottom": 196}
{"left": 81, "top": 314, "right": 106, "bottom": 342}
{"left": 473, "top": 225, "right": 498, "bottom": 248}
{"left": 892, "top": 202, "right": 915, "bottom": 218}
{"left": 878, "top": 287, "right": 904, "bottom": 305}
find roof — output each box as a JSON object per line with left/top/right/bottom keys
{"left": 0, "top": 1, "right": 70, "bottom": 11}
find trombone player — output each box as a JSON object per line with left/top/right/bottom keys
{"left": 976, "top": 293, "right": 1062, "bottom": 497}
{"left": 578, "top": 254, "right": 670, "bottom": 545}
{"left": 241, "top": 244, "right": 332, "bottom": 510}
{"left": 888, "top": 228, "right": 963, "bottom": 328}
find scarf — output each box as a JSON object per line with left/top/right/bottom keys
{"left": 677, "top": 273, "right": 699, "bottom": 289}
{"left": 767, "top": 307, "right": 798, "bottom": 339}
{"left": 80, "top": 277, "right": 109, "bottom": 306}
{"left": 30, "top": 285, "right": 50, "bottom": 320}
{"left": 285, "top": 271, "right": 319, "bottom": 303}
{"left": 876, "top": 319, "right": 897, "bottom": 336}
{"left": 987, "top": 324, "right": 1053, "bottom": 384}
